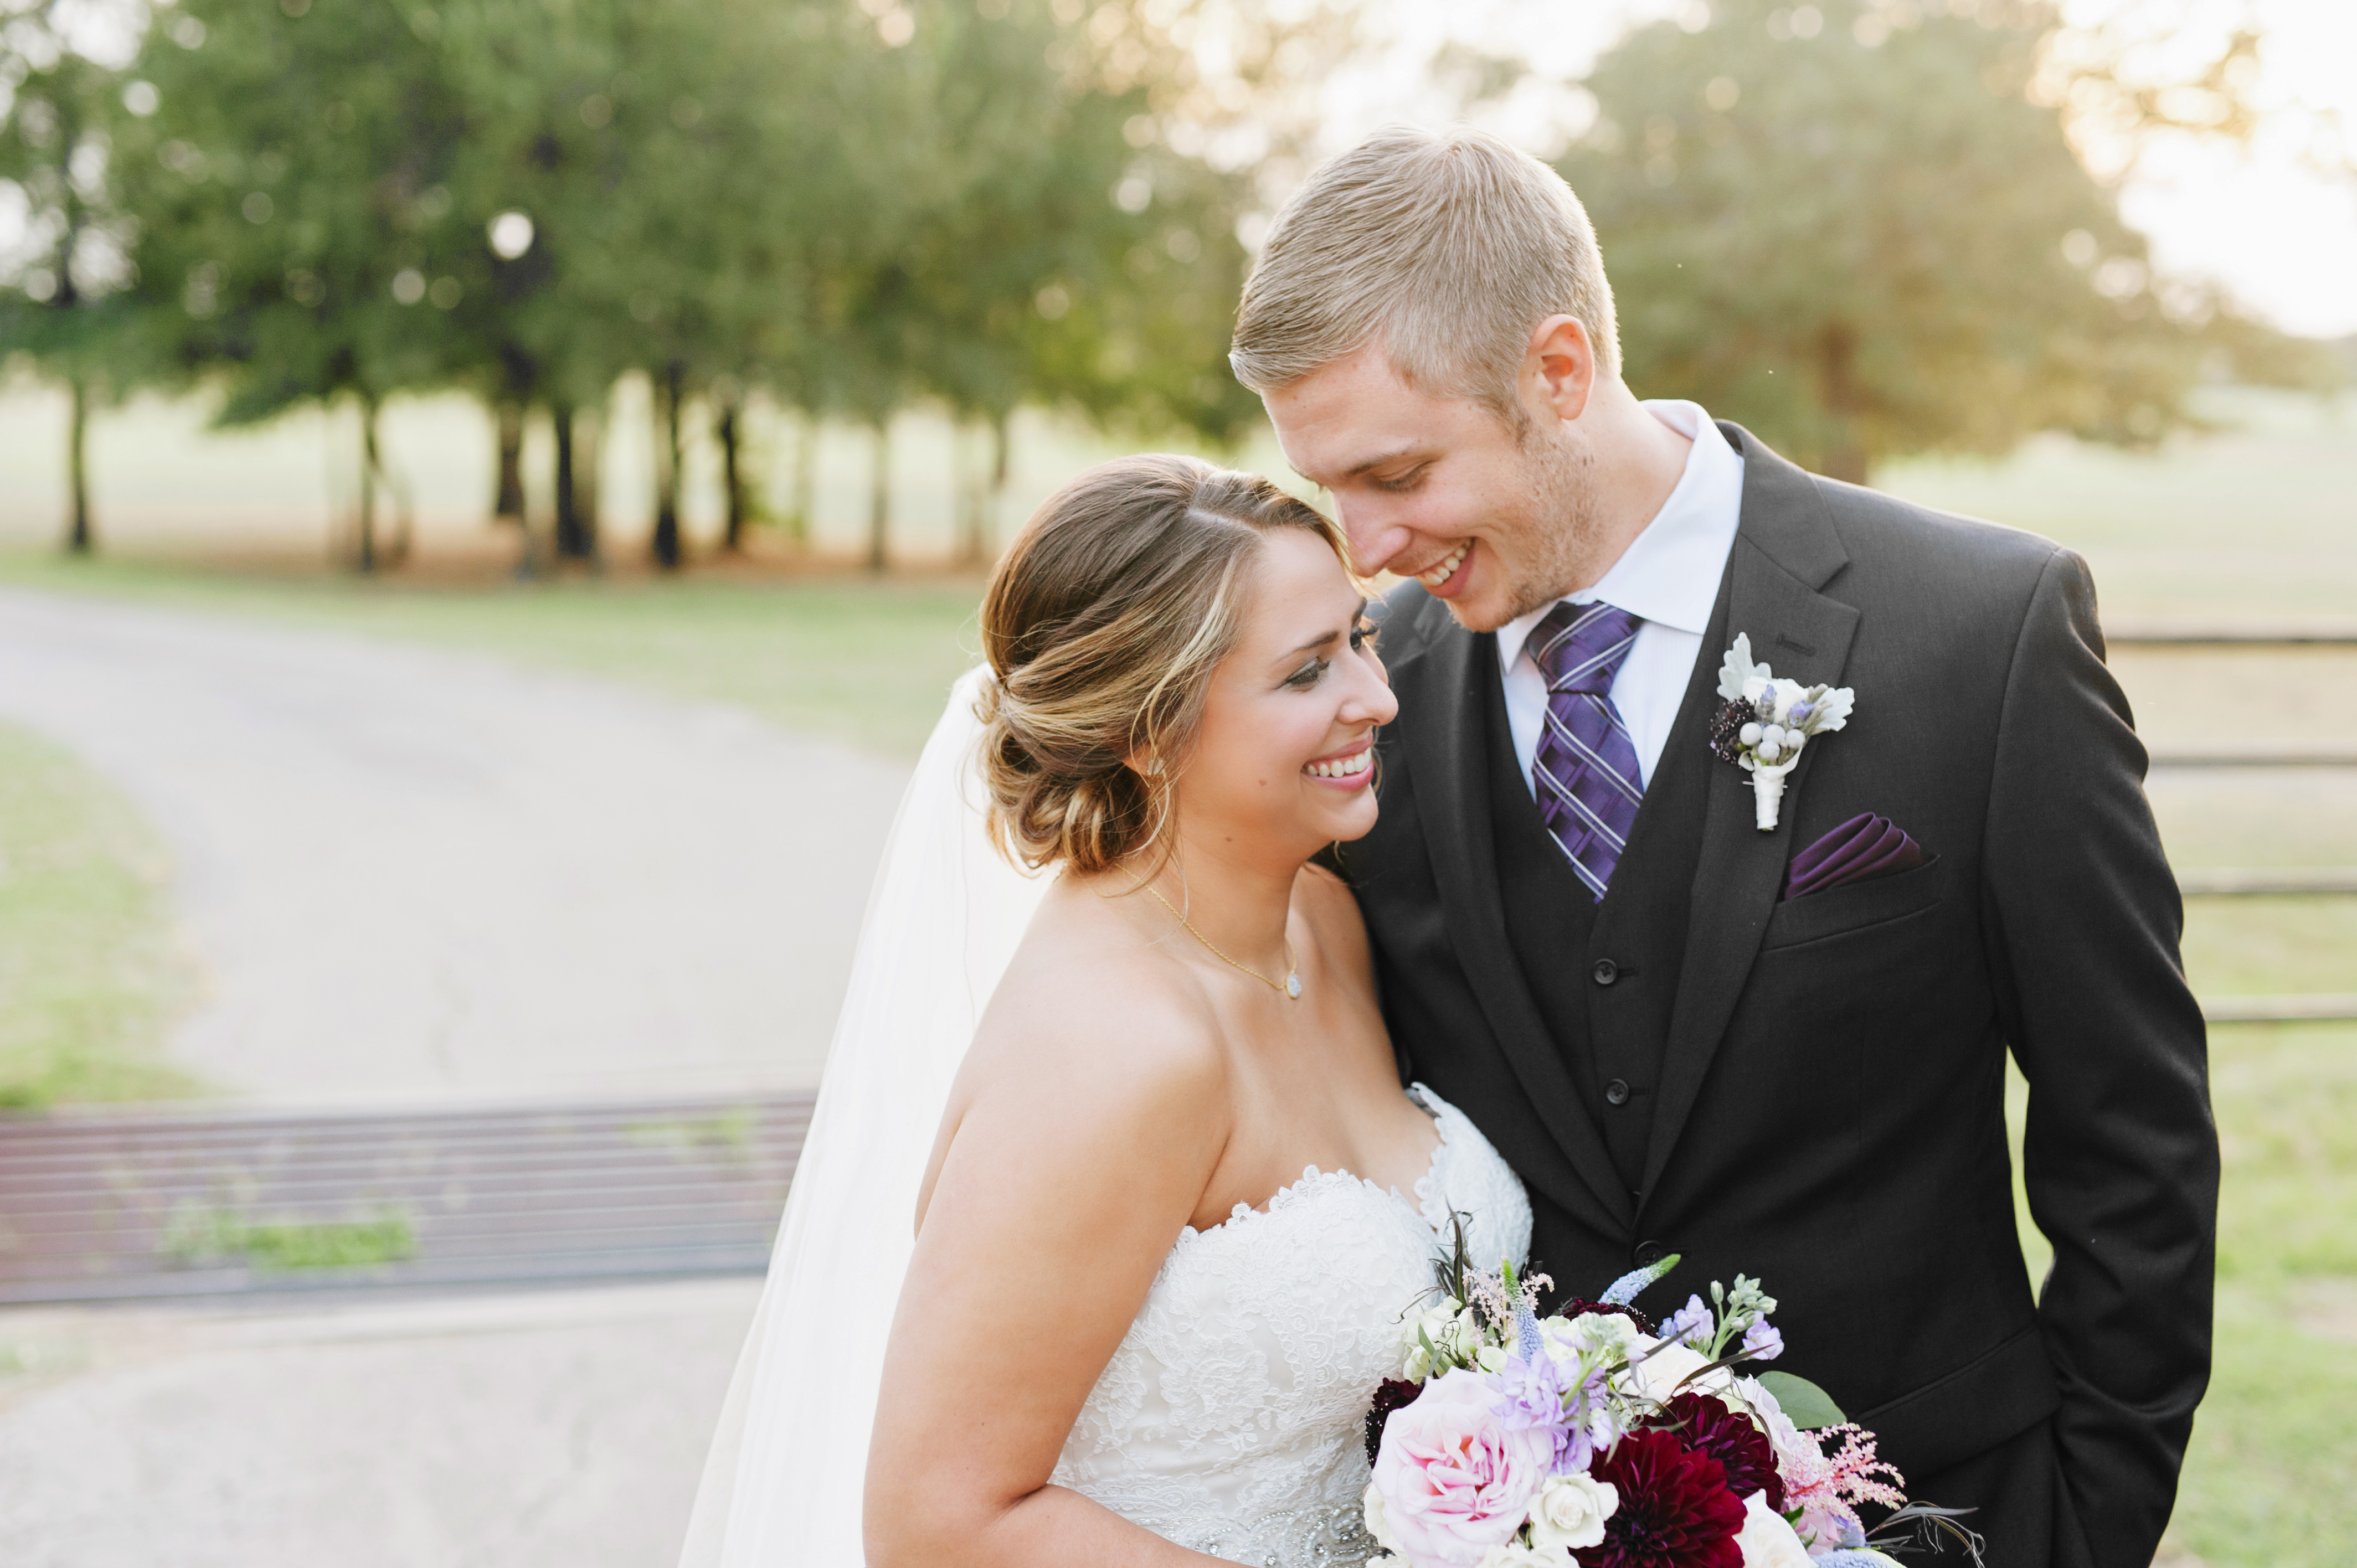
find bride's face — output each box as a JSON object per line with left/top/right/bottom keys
{"left": 1177, "top": 528, "right": 1397, "bottom": 857}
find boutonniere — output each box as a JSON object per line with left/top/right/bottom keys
{"left": 1707, "top": 634, "right": 1854, "bottom": 831}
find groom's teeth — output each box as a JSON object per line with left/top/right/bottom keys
{"left": 1306, "top": 752, "right": 1372, "bottom": 779}
{"left": 1417, "top": 543, "right": 1469, "bottom": 589}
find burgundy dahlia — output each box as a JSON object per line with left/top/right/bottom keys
{"left": 1661, "top": 1392, "right": 1785, "bottom": 1511}
{"left": 1363, "top": 1378, "right": 1423, "bottom": 1468}
{"left": 1587, "top": 1428, "right": 1749, "bottom": 1568}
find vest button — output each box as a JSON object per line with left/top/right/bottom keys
{"left": 1605, "top": 1077, "right": 1631, "bottom": 1106}
{"left": 1592, "top": 958, "right": 1619, "bottom": 986}
{"left": 1632, "top": 1239, "right": 1670, "bottom": 1267}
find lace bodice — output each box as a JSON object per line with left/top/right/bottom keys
{"left": 1052, "top": 1086, "right": 1531, "bottom": 1567}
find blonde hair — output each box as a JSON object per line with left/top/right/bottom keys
{"left": 1229, "top": 124, "right": 1620, "bottom": 423}
{"left": 977, "top": 455, "right": 1344, "bottom": 875}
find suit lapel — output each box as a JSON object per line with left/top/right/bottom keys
{"left": 1387, "top": 602, "right": 1636, "bottom": 1232}
{"left": 1639, "top": 427, "right": 1860, "bottom": 1203}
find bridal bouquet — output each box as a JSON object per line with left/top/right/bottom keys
{"left": 1360, "top": 1244, "right": 1977, "bottom": 1568}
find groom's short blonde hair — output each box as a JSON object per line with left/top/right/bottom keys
{"left": 1229, "top": 125, "right": 1620, "bottom": 423}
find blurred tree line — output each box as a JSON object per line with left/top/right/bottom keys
{"left": 2, "top": 0, "right": 2346, "bottom": 559}
{"left": 1551, "top": 0, "right": 2344, "bottom": 482}
{"left": 0, "top": 0, "right": 1289, "bottom": 567}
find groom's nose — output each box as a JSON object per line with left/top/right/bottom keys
{"left": 1335, "top": 502, "right": 1415, "bottom": 577}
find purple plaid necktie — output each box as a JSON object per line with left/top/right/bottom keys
{"left": 1527, "top": 601, "right": 1645, "bottom": 899}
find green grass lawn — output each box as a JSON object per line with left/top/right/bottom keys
{"left": 0, "top": 722, "right": 198, "bottom": 1107}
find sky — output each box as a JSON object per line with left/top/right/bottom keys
{"left": 1309, "top": 0, "right": 2357, "bottom": 339}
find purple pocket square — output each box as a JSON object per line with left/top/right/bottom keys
{"left": 1783, "top": 812, "right": 1926, "bottom": 900}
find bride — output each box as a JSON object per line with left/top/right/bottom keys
{"left": 681, "top": 455, "right": 1530, "bottom": 1568}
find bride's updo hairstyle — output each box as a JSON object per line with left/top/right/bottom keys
{"left": 978, "top": 454, "right": 1346, "bottom": 875}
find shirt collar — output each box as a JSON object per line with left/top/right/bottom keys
{"left": 1496, "top": 401, "right": 1743, "bottom": 676}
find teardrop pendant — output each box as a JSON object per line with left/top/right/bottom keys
{"left": 1285, "top": 972, "right": 1303, "bottom": 1000}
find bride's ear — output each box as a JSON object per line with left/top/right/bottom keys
{"left": 1124, "top": 747, "right": 1165, "bottom": 780}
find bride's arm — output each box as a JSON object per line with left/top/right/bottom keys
{"left": 864, "top": 975, "right": 1235, "bottom": 1568}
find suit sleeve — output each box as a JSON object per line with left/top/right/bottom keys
{"left": 1980, "top": 549, "right": 2217, "bottom": 1564}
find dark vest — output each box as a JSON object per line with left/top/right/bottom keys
{"left": 1479, "top": 606, "right": 1724, "bottom": 1195}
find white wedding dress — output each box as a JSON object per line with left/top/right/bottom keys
{"left": 1054, "top": 1085, "right": 1530, "bottom": 1567}
{"left": 681, "top": 672, "right": 1530, "bottom": 1568}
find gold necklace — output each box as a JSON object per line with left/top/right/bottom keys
{"left": 1140, "top": 883, "right": 1303, "bottom": 1000}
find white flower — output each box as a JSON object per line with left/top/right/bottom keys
{"left": 1734, "top": 1492, "right": 1813, "bottom": 1568}
{"left": 1363, "top": 1482, "right": 1402, "bottom": 1554}
{"left": 1403, "top": 1304, "right": 1479, "bottom": 1378}
{"left": 1620, "top": 1341, "right": 1732, "bottom": 1406}
{"left": 1365, "top": 1557, "right": 1408, "bottom": 1568}
{"left": 1525, "top": 1472, "right": 1618, "bottom": 1550}
{"left": 1475, "top": 1539, "right": 1574, "bottom": 1568}
{"left": 1476, "top": 1343, "right": 1510, "bottom": 1373}
{"left": 1541, "top": 1311, "right": 1638, "bottom": 1363}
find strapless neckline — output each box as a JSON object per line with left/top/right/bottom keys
{"left": 1179, "top": 1118, "right": 1449, "bottom": 1245}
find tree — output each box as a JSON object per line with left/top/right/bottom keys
{"left": 886, "top": 0, "right": 1267, "bottom": 564}
{"left": 1552, "top": 0, "right": 2325, "bottom": 482}
{"left": 0, "top": 0, "right": 148, "bottom": 554}
{"left": 109, "top": 0, "right": 482, "bottom": 568}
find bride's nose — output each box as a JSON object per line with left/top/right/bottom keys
{"left": 1339, "top": 658, "right": 1399, "bottom": 727}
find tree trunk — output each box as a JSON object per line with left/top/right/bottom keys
{"left": 65, "top": 377, "right": 92, "bottom": 555}
{"left": 984, "top": 412, "right": 1011, "bottom": 563}
{"left": 954, "top": 421, "right": 981, "bottom": 565}
{"left": 493, "top": 401, "right": 526, "bottom": 523}
{"left": 866, "top": 419, "right": 891, "bottom": 574}
{"left": 1818, "top": 323, "right": 1867, "bottom": 486}
{"left": 719, "top": 399, "right": 748, "bottom": 552}
{"left": 787, "top": 412, "right": 816, "bottom": 551}
{"left": 576, "top": 404, "right": 603, "bottom": 564}
{"left": 553, "top": 404, "right": 583, "bottom": 559}
{"left": 652, "top": 364, "right": 685, "bottom": 569}
{"left": 356, "top": 397, "right": 380, "bottom": 574}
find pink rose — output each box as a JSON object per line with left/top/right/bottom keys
{"left": 1371, "top": 1368, "right": 1553, "bottom": 1567}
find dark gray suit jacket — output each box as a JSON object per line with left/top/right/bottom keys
{"left": 1339, "top": 424, "right": 2216, "bottom": 1565}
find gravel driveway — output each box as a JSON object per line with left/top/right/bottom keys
{"left": 0, "top": 586, "right": 912, "bottom": 1103}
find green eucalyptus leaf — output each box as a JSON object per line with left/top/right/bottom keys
{"left": 1754, "top": 1370, "right": 1846, "bottom": 1429}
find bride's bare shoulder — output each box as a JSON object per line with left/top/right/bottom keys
{"left": 960, "top": 883, "right": 1230, "bottom": 1119}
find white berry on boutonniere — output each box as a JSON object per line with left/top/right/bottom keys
{"left": 1707, "top": 633, "right": 1855, "bottom": 831}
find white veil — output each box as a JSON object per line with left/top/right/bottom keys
{"left": 681, "top": 667, "right": 1049, "bottom": 1568}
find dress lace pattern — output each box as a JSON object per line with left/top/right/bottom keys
{"left": 1052, "top": 1086, "right": 1532, "bottom": 1567}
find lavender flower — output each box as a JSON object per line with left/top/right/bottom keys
{"left": 1661, "top": 1294, "right": 1712, "bottom": 1348}
{"left": 1742, "top": 1319, "right": 1785, "bottom": 1361}
{"left": 1493, "top": 1352, "right": 1573, "bottom": 1454}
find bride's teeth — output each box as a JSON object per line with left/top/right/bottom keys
{"left": 1306, "top": 751, "right": 1371, "bottom": 779}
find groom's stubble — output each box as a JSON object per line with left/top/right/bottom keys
{"left": 1480, "top": 417, "right": 1608, "bottom": 631}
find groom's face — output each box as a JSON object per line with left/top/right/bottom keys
{"left": 1264, "top": 334, "right": 1598, "bottom": 634}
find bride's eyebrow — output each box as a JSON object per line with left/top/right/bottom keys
{"left": 1275, "top": 599, "right": 1370, "bottom": 662}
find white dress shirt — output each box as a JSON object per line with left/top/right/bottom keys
{"left": 1496, "top": 401, "right": 1744, "bottom": 793}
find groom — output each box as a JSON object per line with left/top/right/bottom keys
{"left": 1234, "top": 127, "right": 2215, "bottom": 1566}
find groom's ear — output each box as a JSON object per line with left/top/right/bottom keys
{"left": 1526, "top": 315, "right": 1597, "bottom": 425}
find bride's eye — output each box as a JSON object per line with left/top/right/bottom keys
{"left": 1284, "top": 657, "right": 1330, "bottom": 690}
